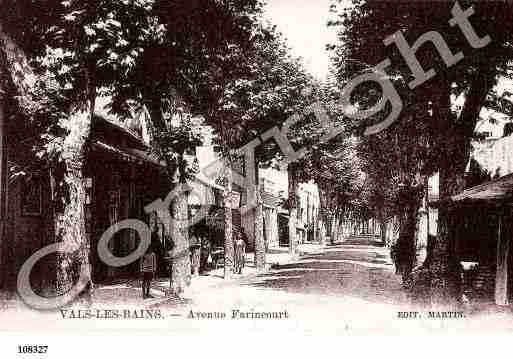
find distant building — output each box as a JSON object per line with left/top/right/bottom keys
{"left": 191, "top": 147, "right": 324, "bottom": 248}
{"left": 296, "top": 182, "right": 320, "bottom": 243}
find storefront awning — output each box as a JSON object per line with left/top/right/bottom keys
{"left": 451, "top": 173, "right": 513, "bottom": 204}
{"left": 91, "top": 141, "right": 164, "bottom": 168}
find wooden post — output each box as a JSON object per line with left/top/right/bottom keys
{"left": 288, "top": 164, "right": 299, "bottom": 259}
{"left": 254, "top": 162, "right": 265, "bottom": 270}
{"left": 313, "top": 207, "right": 317, "bottom": 243}
{"left": 254, "top": 189, "right": 265, "bottom": 270}
{"left": 495, "top": 212, "right": 509, "bottom": 305}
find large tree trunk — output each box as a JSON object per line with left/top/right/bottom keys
{"left": 57, "top": 106, "right": 94, "bottom": 298}
{"left": 331, "top": 212, "right": 336, "bottom": 239}
{"left": 56, "top": 61, "right": 96, "bottom": 299}
{"left": 169, "top": 157, "right": 191, "bottom": 295}
{"left": 396, "top": 199, "right": 419, "bottom": 283}
{"left": 223, "top": 178, "right": 234, "bottom": 279}
{"left": 429, "top": 71, "right": 491, "bottom": 303}
{"left": 317, "top": 187, "right": 328, "bottom": 245}
{"left": 317, "top": 211, "right": 326, "bottom": 245}
{"left": 376, "top": 209, "right": 388, "bottom": 246}
{"left": 336, "top": 211, "right": 342, "bottom": 242}
{"left": 320, "top": 217, "right": 327, "bottom": 244}
{"left": 146, "top": 100, "right": 191, "bottom": 294}
{"left": 319, "top": 187, "right": 333, "bottom": 243}
{"left": 254, "top": 189, "right": 265, "bottom": 271}
{"left": 324, "top": 210, "right": 332, "bottom": 239}
{"left": 430, "top": 168, "right": 465, "bottom": 303}
{"left": 0, "top": 29, "right": 17, "bottom": 290}
{"left": 1, "top": 26, "right": 90, "bottom": 295}
{"left": 222, "top": 154, "right": 235, "bottom": 279}
{"left": 313, "top": 207, "right": 319, "bottom": 243}
{"left": 330, "top": 212, "right": 335, "bottom": 243}
{"left": 379, "top": 220, "right": 388, "bottom": 246}
{"left": 288, "top": 163, "right": 298, "bottom": 259}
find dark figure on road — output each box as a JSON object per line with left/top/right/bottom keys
{"left": 234, "top": 232, "right": 246, "bottom": 274}
{"left": 390, "top": 236, "right": 415, "bottom": 283}
{"left": 390, "top": 243, "right": 400, "bottom": 274}
{"left": 140, "top": 245, "right": 156, "bottom": 299}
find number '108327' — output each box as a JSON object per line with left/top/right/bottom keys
{"left": 17, "top": 345, "right": 48, "bottom": 354}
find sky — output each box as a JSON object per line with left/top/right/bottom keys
{"left": 263, "top": 0, "right": 339, "bottom": 81}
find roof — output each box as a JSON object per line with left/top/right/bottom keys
{"left": 93, "top": 112, "right": 146, "bottom": 149}
{"left": 192, "top": 171, "right": 225, "bottom": 192}
{"left": 90, "top": 112, "right": 162, "bottom": 168}
{"left": 93, "top": 140, "right": 225, "bottom": 192}
{"left": 450, "top": 172, "right": 513, "bottom": 204}
{"left": 91, "top": 141, "right": 164, "bottom": 168}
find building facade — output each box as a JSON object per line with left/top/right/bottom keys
{"left": 2, "top": 110, "right": 172, "bottom": 290}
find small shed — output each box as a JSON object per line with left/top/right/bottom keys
{"left": 446, "top": 173, "right": 513, "bottom": 306}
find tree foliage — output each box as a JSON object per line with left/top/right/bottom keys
{"left": 328, "top": 0, "right": 513, "bottom": 292}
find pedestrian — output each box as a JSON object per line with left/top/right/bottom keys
{"left": 234, "top": 231, "right": 246, "bottom": 275}
{"left": 390, "top": 242, "right": 399, "bottom": 274}
{"left": 151, "top": 224, "right": 164, "bottom": 277}
{"left": 140, "top": 245, "right": 156, "bottom": 299}
{"left": 190, "top": 230, "right": 201, "bottom": 276}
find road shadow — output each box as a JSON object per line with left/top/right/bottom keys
{"left": 300, "top": 250, "right": 390, "bottom": 266}
{"left": 333, "top": 239, "right": 384, "bottom": 247}
{"left": 242, "top": 247, "right": 407, "bottom": 305}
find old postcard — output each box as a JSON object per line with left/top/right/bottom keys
{"left": 2, "top": 0, "right": 513, "bottom": 354}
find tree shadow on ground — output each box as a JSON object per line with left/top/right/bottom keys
{"left": 267, "top": 248, "right": 288, "bottom": 254}
{"left": 300, "top": 250, "right": 390, "bottom": 266}
{"left": 333, "top": 239, "right": 384, "bottom": 247}
{"left": 242, "top": 248, "right": 408, "bottom": 305}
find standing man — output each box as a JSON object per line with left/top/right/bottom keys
{"left": 234, "top": 232, "right": 246, "bottom": 275}
{"left": 140, "top": 245, "right": 156, "bottom": 299}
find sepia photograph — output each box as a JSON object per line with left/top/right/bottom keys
{"left": 1, "top": 0, "right": 513, "bottom": 354}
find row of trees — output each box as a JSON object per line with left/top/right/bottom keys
{"left": 8, "top": 0, "right": 510, "bottom": 306}
{"left": 1, "top": 0, "right": 324, "bottom": 297}
{"left": 328, "top": 0, "right": 513, "bottom": 301}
